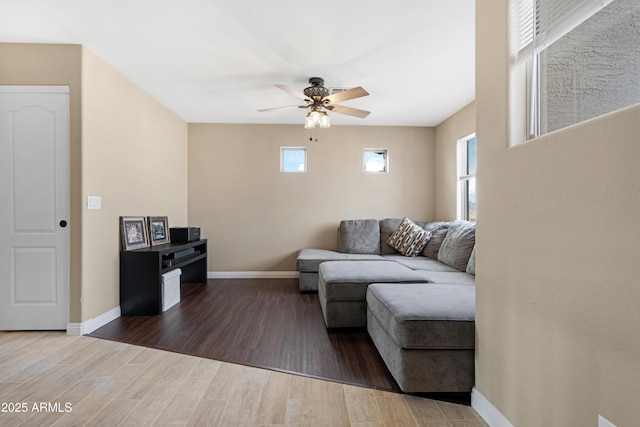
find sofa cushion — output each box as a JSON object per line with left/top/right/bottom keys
{"left": 338, "top": 219, "right": 381, "bottom": 254}
{"left": 383, "top": 255, "right": 460, "bottom": 273}
{"left": 379, "top": 218, "right": 403, "bottom": 254}
{"left": 386, "top": 217, "right": 432, "bottom": 257}
{"left": 318, "top": 260, "right": 425, "bottom": 301}
{"left": 296, "top": 248, "right": 384, "bottom": 272}
{"left": 437, "top": 221, "right": 476, "bottom": 272}
{"left": 367, "top": 283, "right": 475, "bottom": 349}
{"left": 413, "top": 270, "right": 476, "bottom": 286}
{"left": 422, "top": 222, "right": 452, "bottom": 259}
{"left": 466, "top": 245, "right": 476, "bottom": 275}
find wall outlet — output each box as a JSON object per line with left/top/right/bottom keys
{"left": 87, "top": 196, "right": 101, "bottom": 210}
{"left": 598, "top": 415, "right": 617, "bottom": 427}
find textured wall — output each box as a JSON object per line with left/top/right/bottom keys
{"left": 540, "top": 0, "right": 640, "bottom": 133}
{"left": 476, "top": 0, "right": 640, "bottom": 425}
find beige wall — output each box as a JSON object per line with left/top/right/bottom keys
{"left": 188, "top": 124, "right": 434, "bottom": 271}
{"left": 0, "top": 43, "right": 83, "bottom": 322}
{"left": 476, "top": 1, "right": 640, "bottom": 426}
{"left": 434, "top": 102, "right": 476, "bottom": 221}
{"left": 81, "top": 48, "right": 188, "bottom": 321}
{"left": 0, "top": 43, "right": 188, "bottom": 323}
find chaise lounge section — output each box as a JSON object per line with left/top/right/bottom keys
{"left": 367, "top": 283, "right": 476, "bottom": 392}
{"left": 296, "top": 217, "right": 476, "bottom": 393}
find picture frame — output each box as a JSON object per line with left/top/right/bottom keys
{"left": 120, "top": 216, "right": 150, "bottom": 251}
{"left": 148, "top": 216, "right": 170, "bottom": 246}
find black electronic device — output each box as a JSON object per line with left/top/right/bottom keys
{"left": 170, "top": 227, "right": 200, "bottom": 242}
{"left": 162, "top": 248, "right": 196, "bottom": 267}
{"left": 167, "top": 248, "right": 195, "bottom": 259}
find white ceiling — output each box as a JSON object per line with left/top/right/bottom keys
{"left": 0, "top": 0, "right": 475, "bottom": 127}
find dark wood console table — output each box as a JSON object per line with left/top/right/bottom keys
{"left": 120, "top": 239, "right": 207, "bottom": 315}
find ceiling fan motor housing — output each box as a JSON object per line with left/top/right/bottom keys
{"left": 304, "top": 77, "right": 329, "bottom": 100}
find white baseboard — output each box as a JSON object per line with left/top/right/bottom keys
{"left": 472, "top": 388, "right": 514, "bottom": 427}
{"left": 208, "top": 271, "right": 299, "bottom": 279}
{"left": 66, "top": 306, "right": 121, "bottom": 336}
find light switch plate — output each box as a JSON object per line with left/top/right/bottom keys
{"left": 87, "top": 196, "right": 101, "bottom": 210}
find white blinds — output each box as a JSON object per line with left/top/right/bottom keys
{"left": 515, "top": 0, "right": 535, "bottom": 55}
{"left": 516, "top": 0, "right": 615, "bottom": 59}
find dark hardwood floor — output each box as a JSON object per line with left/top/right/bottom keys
{"left": 89, "top": 279, "right": 401, "bottom": 391}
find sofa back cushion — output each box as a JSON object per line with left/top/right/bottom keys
{"left": 437, "top": 221, "right": 476, "bottom": 272}
{"left": 338, "top": 219, "right": 381, "bottom": 254}
{"left": 466, "top": 245, "right": 476, "bottom": 275}
{"left": 379, "top": 218, "right": 403, "bottom": 254}
{"left": 422, "top": 222, "right": 452, "bottom": 259}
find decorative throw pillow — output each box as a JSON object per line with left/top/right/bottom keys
{"left": 386, "top": 217, "right": 432, "bottom": 257}
{"left": 380, "top": 218, "right": 429, "bottom": 254}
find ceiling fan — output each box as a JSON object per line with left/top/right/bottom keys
{"left": 258, "top": 77, "right": 370, "bottom": 128}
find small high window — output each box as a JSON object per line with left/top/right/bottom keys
{"left": 281, "top": 147, "right": 306, "bottom": 172}
{"left": 363, "top": 149, "right": 388, "bottom": 173}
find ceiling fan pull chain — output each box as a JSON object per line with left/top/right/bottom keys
{"left": 308, "top": 127, "right": 319, "bottom": 142}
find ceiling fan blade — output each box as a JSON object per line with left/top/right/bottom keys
{"left": 329, "top": 104, "right": 371, "bottom": 119}
{"left": 258, "top": 105, "right": 304, "bottom": 112}
{"left": 275, "top": 84, "right": 310, "bottom": 101}
{"left": 323, "top": 86, "right": 369, "bottom": 104}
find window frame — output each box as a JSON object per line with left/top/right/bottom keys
{"left": 513, "top": 0, "right": 617, "bottom": 140}
{"left": 280, "top": 147, "right": 307, "bottom": 173}
{"left": 363, "top": 149, "right": 388, "bottom": 174}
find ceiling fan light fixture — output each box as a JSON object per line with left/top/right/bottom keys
{"left": 319, "top": 112, "right": 330, "bottom": 128}
{"left": 304, "top": 110, "right": 330, "bottom": 129}
{"left": 304, "top": 114, "right": 315, "bottom": 129}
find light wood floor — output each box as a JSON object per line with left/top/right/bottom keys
{"left": 0, "top": 332, "right": 488, "bottom": 426}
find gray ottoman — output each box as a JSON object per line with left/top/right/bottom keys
{"left": 317, "top": 260, "right": 426, "bottom": 328}
{"left": 366, "top": 283, "right": 475, "bottom": 392}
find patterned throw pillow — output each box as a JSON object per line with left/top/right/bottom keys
{"left": 386, "top": 217, "right": 432, "bottom": 257}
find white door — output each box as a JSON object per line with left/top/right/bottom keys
{"left": 0, "top": 86, "right": 70, "bottom": 330}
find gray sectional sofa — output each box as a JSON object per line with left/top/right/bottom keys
{"left": 295, "top": 217, "right": 476, "bottom": 393}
